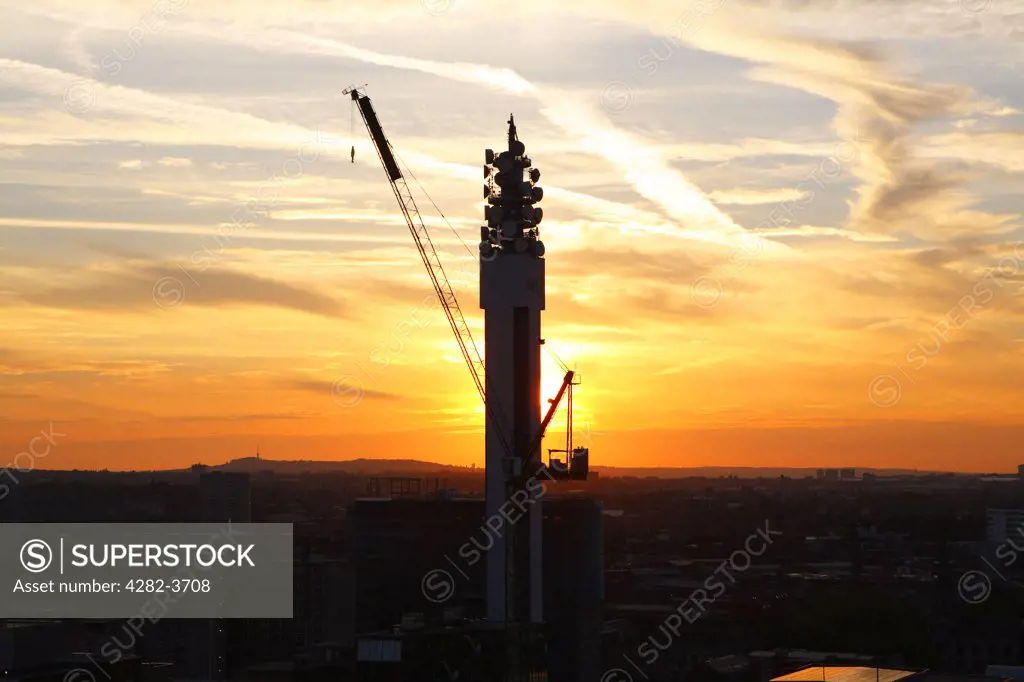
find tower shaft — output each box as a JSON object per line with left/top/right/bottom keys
{"left": 480, "top": 116, "right": 547, "bottom": 627}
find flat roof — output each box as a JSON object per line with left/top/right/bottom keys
{"left": 773, "top": 667, "right": 918, "bottom": 682}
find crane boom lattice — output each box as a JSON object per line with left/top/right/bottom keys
{"left": 346, "top": 87, "right": 512, "bottom": 453}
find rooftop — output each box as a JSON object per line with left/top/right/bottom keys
{"left": 773, "top": 667, "right": 918, "bottom": 682}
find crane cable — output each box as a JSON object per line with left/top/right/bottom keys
{"left": 393, "top": 148, "right": 476, "bottom": 258}
{"left": 543, "top": 342, "right": 579, "bottom": 464}
{"left": 543, "top": 343, "right": 570, "bottom": 374}
{"left": 349, "top": 97, "right": 355, "bottom": 163}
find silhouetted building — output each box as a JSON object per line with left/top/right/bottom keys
{"left": 350, "top": 495, "right": 602, "bottom": 682}
{"left": 350, "top": 497, "right": 488, "bottom": 631}
{"left": 543, "top": 496, "right": 603, "bottom": 682}
{"left": 200, "top": 470, "right": 252, "bottom": 523}
{"left": 159, "top": 471, "right": 254, "bottom": 679}
{"left": 986, "top": 509, "right": 1024, "bottom": 544}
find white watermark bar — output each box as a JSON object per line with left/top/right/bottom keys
{"left": 0, "top": 523, "right": 293, "bottom": 618}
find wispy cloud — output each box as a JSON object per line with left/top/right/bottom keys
{"left": 13, "top": 262, "right": 347, "bottom": 317}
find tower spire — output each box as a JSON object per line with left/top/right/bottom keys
{"left": 508, "top": 113, "right": 517, "bottom": 150}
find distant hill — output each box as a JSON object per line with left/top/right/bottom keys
{"left": 210, "top": 457, "right": 473, "bottom": 476}
{"left": 202, "top": 457, "right": 950, "bottom": 479}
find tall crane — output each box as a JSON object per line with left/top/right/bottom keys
{"left": 344, "top": 86, "right": 586, "bottom": 477}
{"left": 344, "top": 86, "right": 488, "bottom": 406}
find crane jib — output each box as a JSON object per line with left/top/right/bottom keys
{"left": 356, "top": 95, "right": 403, "bottom": 182}
{"left": 348, "top": 88, "right": 532, "bottom": 472}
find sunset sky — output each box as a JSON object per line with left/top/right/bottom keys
{"left": 2, "top": 0, "right": 1024, "bottom": 472}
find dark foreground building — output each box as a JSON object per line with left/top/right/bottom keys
{"left": 349, "top": 495, "right": 603, "bottom": 682}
